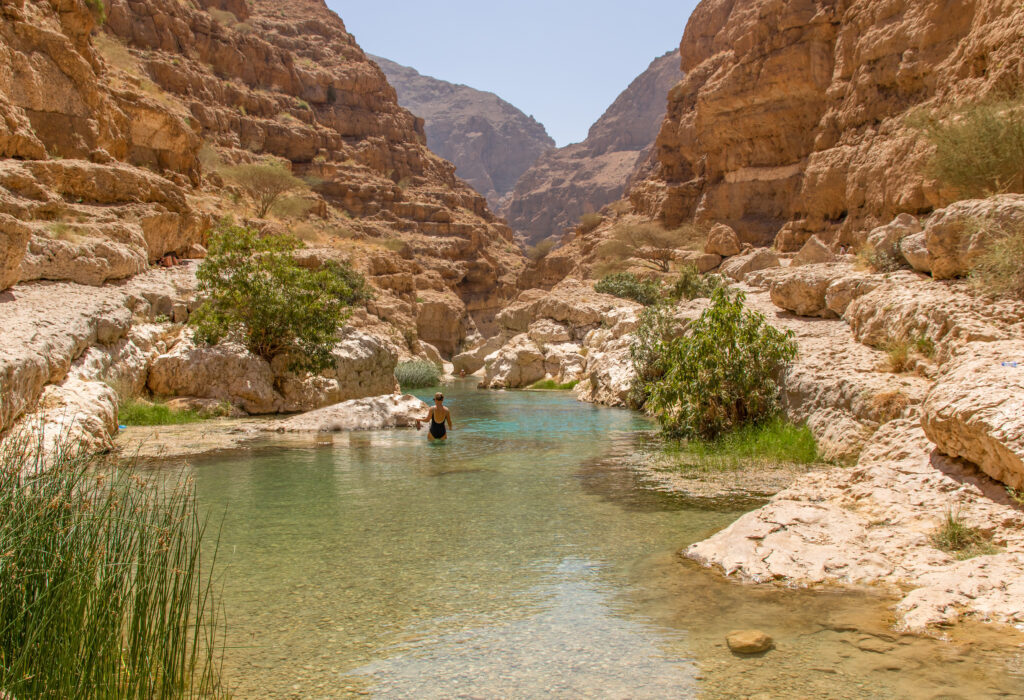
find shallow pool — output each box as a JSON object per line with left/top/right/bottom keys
{"left": 185, "top": 382, "right": 1024, "bottom": 698}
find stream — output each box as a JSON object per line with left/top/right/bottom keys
{"left": 182, "top": 381, "right": 1024, "bottom": 698}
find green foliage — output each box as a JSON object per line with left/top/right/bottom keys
{"left": 85, "top": 0, "right": 106, "bottom": 24}
{"left": 913, "top": 333, "right": 936, "bottom": 358}
{"left": 882, "top": 338, "right": 912, "bottom": 373}
{"left": 0, "top": 434, "right": 223, "bottom": 697}
{"left": 913, "top": 98, "right": 1024, "bottom": 198}
{"left": 118, "top": 398, "right": 205, "bottom": 426}
{"left": 220, "top": 162, "right": 307, "bottom": 217}
{"left": 855, "top": 243, "right": 899, "bottom": 273}
{"left": 578, "top": 212, "right": 603, "bottom": 234}
{"left": 636, "top": 288, "right": 798, "bottom": 439}
{"left": 594, "top": 272, "right": 662, "bottom": 306}
{"left": 662, "top": 417, "right": 819, "bottom": 471}
{"left": 968, "top": 217, "right": 1024, "bottom": 299}
{"left": 394, "top": 360, "right": 441, "bottom": 389}
{"left": 529, "top": 379, "right": 579, "bottom": 390}
{"left": 191, "top": 222, "right": 371, "bottom": 373}
{"left": 667, "top": 264, "right": 723, "bottom": 301}
{"left": 931, "top": 509, "right": 1001, "bottom": 560}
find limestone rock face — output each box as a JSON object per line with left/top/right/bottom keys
{"left": 866, "top": 213, "right": 922, "bottom": 262}
{"left": 0, "top": 214, "right": 30, "bottom": 289}
{"left": 631, "top": 0, "right": 1024, "bottom": 247}
{"left": 502, "top": 51, "right": 682, "bottom": 243}
{"left": 922, "top": 341, "right": 1024, "bottom": 489}
{"left": 704, "top": 223, "right": 742, "bottom": 257}
{"left": 371, "top": 55, "right": 554, "bottom": 211}
{"left": 925, "top": 195, "right": 1024, "bottom": 279}
{"left": 481, "top": 334, "right": 547, "bottom": 389}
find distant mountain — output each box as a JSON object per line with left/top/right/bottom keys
{"left": 501, "top": 50, "right": 683, "bottom": 243}
{"left": 371, "top": 55, "right": 555, "bottom": 211}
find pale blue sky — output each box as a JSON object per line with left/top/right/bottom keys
{"left": 329, "top": 1, "right": 700, "bottom": 147}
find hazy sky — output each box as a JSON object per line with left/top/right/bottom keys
{"left": 329, "top": 1, "right": 700, "bottom": 147}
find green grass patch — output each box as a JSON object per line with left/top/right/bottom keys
{"left": 662, "top": 418, "right": 819, "bottom": 471}
{"left": 529, "top": 379, "right": 579, "bottom": 390}
{"left": 394, "top": 360, "right": 441, "bottom": 389}
{"left": 0, "top": 433, "right": 224, "bottom": 696}
{"left": 118, "top": 398, "right": 205, "bottom": 426}
{"left": 931, "top": 509, "right": 1001, "bottom": 560}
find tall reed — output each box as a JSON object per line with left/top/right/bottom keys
{"left": 0, "top": 432, "right": 224, "bottom": 698}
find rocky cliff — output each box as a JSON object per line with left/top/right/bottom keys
{"left": 371, "top": 55, "right": 555, "bottom": 212}
{"left": 0, "top": 0, "right": 525, "bottom": 446}
{"left": 631, "top": 0, "right": 1024, "bottom": 249}
{"left": 501, "top": 50, "right": 682, "bottom": 244}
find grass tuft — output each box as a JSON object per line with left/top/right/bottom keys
{"left": 529, "top": 379, "right": 579, "bottom": 391}
{"left": 118, "top": 398, "right": 206, "bottom": 426}
{"left": 930, "top": 509, "right": 1001, "bottom": 560}
{"left": 662, "top": 418, "right": 819, "bottom": 472}
{"left": 0, "top": 432, "right": 224, "bottom": 696}
{"left": 394, "top": 360, "right": 441, "bottom": 389}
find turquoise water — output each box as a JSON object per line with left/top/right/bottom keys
{"left": 187, "top": 382, "right": 1024, "bottom": 698}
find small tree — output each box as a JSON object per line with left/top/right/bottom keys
{"left": 191, "top": 222, "right": 371, "bottom": 372}
{"left": 636, "top": 288, "right": 797, "bottom": 439}
{"left": 598, "top": 222, "right": 706, "bottom": 273}
{"left": 222, "top": 162, "right": 307, "bottom": 217}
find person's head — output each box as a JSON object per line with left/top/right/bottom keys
{"left": 434, "top": 392, "right": 444, "bottom": 404}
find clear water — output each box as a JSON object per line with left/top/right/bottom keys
{"left": 183, "top": 382, "right": 1024, "bottom": 698}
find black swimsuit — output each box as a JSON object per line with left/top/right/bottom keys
{"left": 429, "top": 409, "right": 447, "bottom": 439}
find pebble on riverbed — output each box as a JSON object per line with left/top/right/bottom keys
{"left": 727, "top": 630, "right": 774, "bottom": 655}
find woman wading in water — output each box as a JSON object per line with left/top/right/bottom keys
{"left": 417, "top": 392, "right": 453, "bottom": 441}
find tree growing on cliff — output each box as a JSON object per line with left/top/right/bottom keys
{"left": 222, "top": 162, "right": 308, "bottom": 218}
{"left": 634, "top": 288, "right": 797, "bottom": 439}
{"left": 191, "top": 222, "right": 371, "bottom": 372}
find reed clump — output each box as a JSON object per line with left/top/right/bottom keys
{"left": 0, "top": 433, "right": 224, "bottom": 698}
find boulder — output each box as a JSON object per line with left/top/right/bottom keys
{"left": 480, "top": 334, "right": 545, "bottom": 388}
{"left": 704, "top": 223, "right": 742, "bottom": 257}
{"left": 528, "top": 318, "right": 572, "bottom": 344}
{"left": 20, "top": 227, "right": 149, "bottom": 286}
{"left": 768, "top": 264, "right": 838, "bottom": 318}
{"left": 866, "top": 213, "right": 922, "bottom": 261}
{"left": 269, "top": 394, "right": 428, "bottom": 432}
{"left": 900, "top": 232, "right": 931, "bottom": 274}
{"left": 823, "top": 272, "right": 884, "bottom": 317}
{"left": 925, "top": 195, "right": 1024, "bottom": 279}
{"left": 453, "top": 335, "right": 504, "bottom": 375}
{"left": 720, "top": 248, "right": 780, "bottom": 282}
{"left": 726, "top": 630, "right": 774, "bottom": 655}
{"left": 791, "top": 235, "right": 834, "bottom": 267}
{"left": 677, "top": 249, "right": 723, "bottom": 273}
{"left": 921, "top": 340, "right": 1024, "bottom": 489}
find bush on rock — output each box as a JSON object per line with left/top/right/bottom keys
{"left": 594, "top": 272, "right": 661, "bottom": 306}
{"left": 191, "top": 222, "right": 370, "bottom": 373}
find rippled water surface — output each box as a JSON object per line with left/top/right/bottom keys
{"left": 184, "top": 382, "right": 1024, "bottom": 698}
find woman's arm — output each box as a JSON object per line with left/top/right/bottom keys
{"left": 445, "top": 410, "right": 453, "bottom": 429}
{"left": 416, "top": 407, "right": 432, "bottom": 427}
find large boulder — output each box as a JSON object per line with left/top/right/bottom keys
{"left": 925, "top": 195, "right": 1024, "bottom": 280}
{"left": 269, "top": 394, "right": 427, "bottom": 432}
{"left": 791, "top": 235, "right": 834, "bottom": 267}
{"left": 921, "top": 340, "right": 1024, "bottom": 489}
{"left": 704, "top": 223, "right": 742, "bottom": 257}
{"left": 900, "top": 231, "right": 931, "bottom": 274}
{"left": 768, "top": 264, "right": 840, "bottom": 318}
{"left": 480, "top": 334, "right": 545, "bottom": 388}
{"left": 19, "top": 226, "right": 149, "bottom": 286}
{"left": 453, "top": 334, "right": 504, "bottom": 375}
{"left": 0, "top": 213, "right": 31, "bottom": 290}
{"left": 720, "top": 248, "right": 780, "bottom": 282}
{"left": 866, "top": 213, "right": 921, "bottom": 262}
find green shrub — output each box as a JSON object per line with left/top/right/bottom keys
{"left": 578, "top": 212, "right": 604, "bottom": 234}
{"left": 220, "top": 161, "right": 308, "bottom": 217}
{"left": 85, "top": 0, "right": 106, "bottom": 24}
{"left": 594, "top": 272, "right": 662, "bottom": 306}
{"left": 969, "top": 217, "right": 1024, "bottom": 299}
{"left": 913, "top": 333, "right": 936, "bottom": 358}
{"left": 931, "top": 509, "right": 1001, "bottom": 560}
{"left": 191, "top": 222, "right": 371, "bottom": 373}
{"left": 667, "top": 264, "right": 723, "bottom": 301}
{"left": 663, "top": 417, "right": 819, "bottom": 471}
{"left": 394, "top": 360, "right": 441, "bottom": 389}
{"left": 637, "top": 288, "right": 798, "bottom": 439}
{"left": 529, "top": 378, "right": 579, "bottom": 390}
{"left": 527, "top": 238, "right": 556, "bottom": 262}
{"left": 855, "top": 243, "right": 899, "bottom": 273}
{"left": 118, "top": 398, "right": 205, "bottom": 426}
{"left": 914, "top": 98, "right": 1024, "bottom": 198}
{"left": 0, "top": 434, "right": 223, "bottom": 697}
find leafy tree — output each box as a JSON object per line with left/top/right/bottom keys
{"left": 598, "top": 222, "right": 705, "bottom": 273}
{"left": 191, "top": 223, "right": 371, "bottom": 372}
{"left": 666, "top": 264, "right": 723, "bottom": 301}
{"left": 635, "top": 288, "right": 797, "bottom": 439}
{"left": 221, "top": 162, "right": 308, "bottom": 217}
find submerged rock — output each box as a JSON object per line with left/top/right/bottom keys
{"left": 726, "top": 630, "right": 774, "bottom": 655}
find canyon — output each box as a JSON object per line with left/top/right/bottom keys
{"left": 1, "top": 0, "right": 1024, "bottom": 666}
